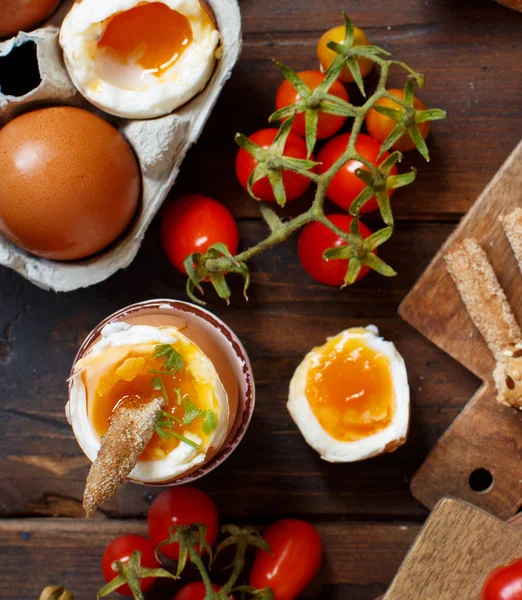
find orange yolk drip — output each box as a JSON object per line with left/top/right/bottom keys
{"left": 305, "top": 336, "right": 394, "bottom": 442}
{"left": 98, "top": 2, "right": 193, "bottom": 77}
{"left": 91, "top": 352, "right": 204, "bottom": 461}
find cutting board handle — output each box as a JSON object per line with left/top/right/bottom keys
{"left": 410, "top": 383, "right": 522, "bottom": 519}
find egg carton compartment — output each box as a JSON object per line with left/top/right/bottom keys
{"left": 0, "top": 0, "right": 241, "bottom": 291}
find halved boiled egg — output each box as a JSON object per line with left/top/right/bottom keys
{"left": 67, "top": 322, "right": 229, "bottom": 483}
{"left": 288, "top": 326, "right": 409, "bottom": 462}
{"left": 59, "top": 0, "right": 220, "bottom": 118}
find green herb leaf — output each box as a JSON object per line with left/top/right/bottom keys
{"left": 183, "top": 397, "right": 217, "bottom": 435}
{"left": 149, "top": 377, "right": 162, "bottom": 391}
{"left": 154, "top": 344, "right": 184, "bottom": 373}
{"left": 174, "top": 388, "right": 182, "bottom": 405}
{"left": 183, "top": 397, "right": 203, "bottom": 426}
{"left": 203, "top": 411, "right": 218, "bottom": 435}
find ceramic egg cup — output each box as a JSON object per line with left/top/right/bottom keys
{"left": 0, "top": 0, "right": 241, "bottom": 292}
{"left": 67, "top": 299, "right": 255, "bottom": 485}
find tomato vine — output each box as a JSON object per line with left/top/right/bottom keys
{"left": 183, "top": 13, "right": 447, "bottom": 304}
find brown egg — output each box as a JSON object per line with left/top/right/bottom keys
{"left": 0, "top": 0, "right": 62, "bottom": 38}
{"left": 0, "top": 106, "right": 141, "bottom": 261}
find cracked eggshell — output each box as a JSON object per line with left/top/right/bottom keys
{"left": 0, "top": 0, "right": 241, "bottom": 291}
{"left": 66, "top": 299, "right": 256, "bottom": 486}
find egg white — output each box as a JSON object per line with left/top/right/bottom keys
{"left": 59, "top": 0, "right": 220, "bottom": 118}
{"left": 287, "top": 326, "right": 410, "bottom": 463}
{"left": 67, "top": 322, "right": 229, "bottom": 483}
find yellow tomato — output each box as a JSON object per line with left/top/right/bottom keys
{"left": 317, "top": 25, "right": 373, "bottom": 84}
{"left": 365, "top": 89, "right": 430, "bottom": 152}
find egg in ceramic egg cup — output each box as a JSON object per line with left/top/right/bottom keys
{"left": 67, "top": 300, "right": 255, "bottom": 489}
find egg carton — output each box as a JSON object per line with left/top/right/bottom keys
{"left": 0, "top": 0, "right": 241, "bottom": 291}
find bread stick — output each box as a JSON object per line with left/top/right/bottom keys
{"left": 500, "top": 207, "right": 522, "bottom": 274}
{"left": 445, "top": 238, "right": 522, "bottom": 409}
{"left": 83, "top": 396, "right": 165, "bottom": 515}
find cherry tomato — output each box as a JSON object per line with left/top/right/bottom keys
{"left": 147, "top": 487, "right": 219, "bottom": 560}
{"left": 316, "top": 133, "right": 398, "bottom": 213}
{"left": 274, "top": 70, "right": 349, "bottom": 140}
{"left": 366, "top": 88, "right": 430, "bottom": 152}
{"left": 249, "top": 519, "right": 322, "bottom": 600}
{"left": 173, "top": 582, "right": 227, "bottom": 600}
{"left": 101, "top": 535, "right": 159, "bottom": 596}
{"left": 298, "top": 214, "right": 372, "bottom": 286}
{"left": 161, "top": 194, "right": 239, "bottom": 274}
{"left": 317, "top": 25, "right": 373, "bottom": 84}
{"left": 481, "top": 557, "right": 522, "bottom": 600}
{"left": 235, "top": 129, "right": 314, "bottom": 203}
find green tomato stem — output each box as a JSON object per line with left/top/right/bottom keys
{"left": 190, "top": 18, "right": 445, "bottom": 303}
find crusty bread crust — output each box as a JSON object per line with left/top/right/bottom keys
{"left": 445, "top": 238, "right": 522, "bottom": 362}
{"left": 83, "top": 396, "right": 164, "bottom": 515}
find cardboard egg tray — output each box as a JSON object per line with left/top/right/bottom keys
{"left": 0, "top": 0, "right": 241, "bottom": 291}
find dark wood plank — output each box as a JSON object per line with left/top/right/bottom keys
{"left": 0, "top": 220, "right": 481, "bottom": 518}
{"left": 1, "top": 519, "right": 418, "bottom": 600}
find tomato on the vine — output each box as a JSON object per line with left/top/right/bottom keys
{"left": 147, "top": 487, "right": 219, "bottom": 560}
{"left": 317, "top": 133, "right": 398, "bottom": 213}
{"left": 173, "top": 582, "right": 228, "bottom": 600}
{"left": 481, "top": 557, "right": 522, "bottom": 600}
{"left": 235, "top": 128, "right": 314, "bottom": 202}
{"left": 317, "top": 25, "right": 373, "bottom": 84}
{"left": 249, "top": 519, "right": 323, "bottom": 600}
{"left": 161, "top": 194, "right": 239, "bottom": 274}
{"left": 366, "top": 88, "right": 430, "bottom": 152}
{"left": 101, "top": 535, "right": 159, "bottom": 596}
{"left": 274, "top": 70, "right": 349, "bottom": 140}
{"left": 298, "top": 214, "right": 372, "bottom": 286}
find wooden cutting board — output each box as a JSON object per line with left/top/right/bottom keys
{"left": 383, "top": 498, "right": 522, "bottom": 599}
{"left": 399, "top": 140, "right": 522, "bottom": 519}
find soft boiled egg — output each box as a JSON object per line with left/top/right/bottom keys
{"left": 288, "top": 326, "right": 409, "bottom": 462}
{"left": 59, "top": 0, "right": 220, "bottom": 118}
{"left": 67, "top": 322, "right": 229, "bottom": 483}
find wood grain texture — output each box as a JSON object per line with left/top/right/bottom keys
{"left": 1, "top": 1, "right": 522, "bottom": 597}
{"left": 383, "top": 499, "right": 522, "bottom": 599}
{"left": 0, "top": 519, "right": 417, "bottom": 600}
{"left": 399, "top": 142, "right": 522, "bottom": 518}
{"left": 376, "top": 509, "right": 522, "bottom": 600}
{"left": 0, "top": 221, "right": 477, "bottom": 519}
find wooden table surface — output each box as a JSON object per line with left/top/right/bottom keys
{"left": 1, "top": 1, "right": 522, "bottom": 598}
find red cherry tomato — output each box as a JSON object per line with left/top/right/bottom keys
{"left": 147, "top": 487, "right": 219, "bottom": 560}
{"left": 274, "top": 70, "right": 349, "bottom": 140}
{"left": 249, "top": 519, "right": 322, "bottom": 600}
{"left": 161, "top": 194, "right": 239, "bottom": 274}
{"left": 298, "top": 214, "right": 372, "bottom": 286}
{"left": 317, "top": 133, "right": 398, "bottom": 213}
{"left": 173, "top": 582, "right": 226, "bottom": 600}
{"left": 235, "top": 129, "right": 314, "bottom": 202}
{"left": 366, "top": 88, "right": 430, "bottom": 152}
{"left": 101, "top": 535, "right": 159, "bottom": 596}
{"left": 481, "top": 557, "right": 522, "bottom": 600}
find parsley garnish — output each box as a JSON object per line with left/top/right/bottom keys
{"left": 154, "top": 344, "right": 184, "bottom": 373}
{"left": 155, "top": 412, "right": 201, "bottom": 450}
{"left": 149, "top": 376, "right": 169, "bottom": 405}
{"left": 183, "top": 397, "right": 218, "bottom": 435}
{"left": 149, "top": 344, "right": 184, "bottom": 407}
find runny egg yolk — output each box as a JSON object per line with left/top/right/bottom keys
{"left": 305, "top": 335, "right": 394, "bottom": 442}
{"left": 90, "top": 351, "right": 209, "bottom": 461}
{"left": 98, "top": 2, "right": 194, "bottom": 77}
